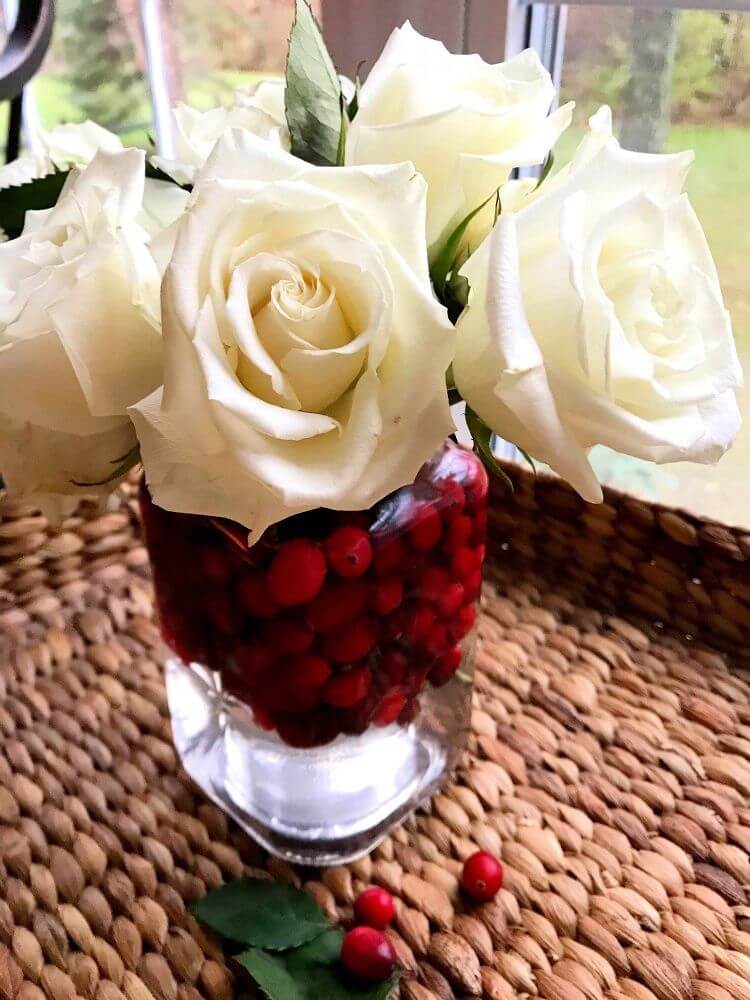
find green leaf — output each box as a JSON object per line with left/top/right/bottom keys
{"left": 445, "top": 270, "right": 471, "bottom": 325}
{"left": 336, "top": 95, "right": 348, "bottom": 166}
{"left": 534, "top": 150, "right": 555, "bottom": 191}
{"left": 72, "top": 444, "right": 141, "bottom": 488}
{"left": 465, "top": 406, "right": 513, "bottom": 492}
{"left": 191, "top": 879, "right": 329, "bottom": 951}
{"left": 285, "top": 0, "right": 342, "bottom": 166}
{"left": 347, "top": 71, "right": 363, "bottom": 121}
{"left": 238, "top": 930, "right": 401, "bottom": 1000}
{"left": 0, "top": 170, "right": 71, "bottom": 239}
{"left": 430, "top": 188, "right": 499, "bottom": 302}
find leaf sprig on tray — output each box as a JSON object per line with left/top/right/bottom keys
{"left": 191, "top": 879, "right": 401, "bottom": 1000}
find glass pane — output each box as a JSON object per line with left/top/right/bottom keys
{"left": 556, "top": 5, "right": 750, "bottom": 527}
{"left": 170, "top": 0, "right": 321, "bottom": 109}
{"left": 16, "top": 0, "right": 153, "bottom": 147}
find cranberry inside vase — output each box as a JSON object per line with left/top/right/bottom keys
{"left": 140, "top": 440, "right": 486, "bottom": 864}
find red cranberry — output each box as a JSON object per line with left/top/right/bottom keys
{"left": 381, "top": 649, "right": 408, "bottom": 684}
{"left": 473, "top": 508, "right": 488, "bottom": 541}
{"left": 436, "top": 479, "right": 465, "bottom": 519}
{"left": 206, "top": 595, "right": 241, "bottom": 635}
{"left": 461, "top": 851, "right": 503, "bottom": 901}
{"left": 305, "top": 579, "right": 368, "bottom": 633}
{"left": 198, "top": 545, "right": 232, "bottom": 582}
{"left": 408, "top": 502, "right": 442, "bottom": 551}
{"left": 251, "top": 705, "right": 275, "bottom": 731}
{"left": 404, "top": 605, "right": 436, "bottom": 644}
{"left": 424, "top": 623, "right": 449, "bottom": 659}
{"left": 402, "top": 551, "right": 430, "bottom": 586}
{"left": 465, "top": 568, "right": 483, "bottom": 601}
{"left": 237, "top": 573, "right": 279, "bottom": 619}
{"left": 323, "top": 617, "right": 379, "bottom": 664}
{"left": 268, "top": 540, "right": 327, "bottom": 607}
{"left": 372, "top": 690, "right": 407, "bottom": 727}
{"left": 373, "top": 536, "right": 407, "bottom": 577}
{"left": 324, "top": 665, "right": 372, "bottom": 708}
{"left": 279, "top": 654, "right": 332, "bottom": 689}
{"left": 234, "top": 641, "right": 274, "bottom": 676}
{"left": 419, "top": 566, "right": 451, "bottom": 603}
{"left": 406, "top": 663, "right": 430, "bottom": 695}
{"left": 399, "top": 695, "right": 420, "bottom": 724}
{"left": 354, "top": 887, "right": 396, "bottom": 929}
{"left": 370, "top": 576, "right": 404, "bottom": 615}
{"left": 268, "top": 682, "right": 322, "bottom": 715}
{"left": 449, "top": 603, "right": 477, "bottom": 642}
{"left": 276, "top": 717, "right": 321, "bottom": 748}
{"left": 444, "top": 514, "right": 473, "bottom": 553}
{"left": 437, "top": 582, "right": 465, "bottom": 618}
{"left": 326, "top": 526, "right": 373, "bottom": 578}
{"left": 340, "top": 926, "right": 397, "bottom": 984}
{"left": 430, "top": 644, "right": 462, "bottom": 686}
{"left": 381, "top": 610, "right": 407, "bottom": 643}
{"left": 451, "top": 546, "right": 476, "bottom": 581}
{"left": 262, "top": 617, "right": 314, "bottom": 657}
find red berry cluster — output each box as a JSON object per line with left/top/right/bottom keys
{"left": 140, "top": 442, "right": 488, "bottom": 749}
{"left": 342, "top": 888, "right": 398, "bottom": 983}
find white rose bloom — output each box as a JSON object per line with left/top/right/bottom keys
{"left": 346, "top": 22, "right": 572, "bottom": 248}
{"left": 0, "top": 149, "right": 182, "bottom": 501}
{"left": 0, "top": 120, "right": 123, "bottom": 189}
{"left": 153, "top": 79, "right": 290, "bottom": 185}
{"left": 454, "top": 109, "right": 743, "bottom": 503}
{"left": 131, "top": 130, "right": 455, "bottom": 539}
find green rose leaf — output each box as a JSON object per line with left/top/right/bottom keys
{"left": 465, "top": 406, "right": 513, "bottom": 492}
{"left": 238, "top": 930, "right": 401, "bottom": 1000}
{"left": 430, "top": 187, "right": 499, "bottom": 303}
{"left": 285, "top": 0, "right": 342, "bottom": 166}
{"left": 0, "top": 169, "right": 70, "bottom": 240}
{"left": 191, "top": 879, "right": 330, "bottom": 951}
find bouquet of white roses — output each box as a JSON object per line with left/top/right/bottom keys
{"left": 0, "top": 1, "right": 741, "bottom": 537}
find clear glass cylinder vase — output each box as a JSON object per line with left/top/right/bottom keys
{"left": 140, "top": 441, "right": 487, "bottom": 864}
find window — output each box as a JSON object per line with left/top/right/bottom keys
{"left": 506, "top": 0, "right": 750, "bottom": 527}
{"left": 4, "top": 0, "right": 306, "bottom": 155}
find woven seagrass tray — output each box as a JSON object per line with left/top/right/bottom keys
{"left": 1, "top": 464, "right": 750, "bottom": 1000}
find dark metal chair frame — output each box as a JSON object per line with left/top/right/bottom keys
{"left": 1, "top": 0, "right": 55, "bottom": 162}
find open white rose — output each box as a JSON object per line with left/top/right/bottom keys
{"left": 153, "top": 79, "right": 290, "bottom": 185}
{"left": 0, "top": 120, "right": 123, "bottom": 190}
{"left": 346, "top": 22, "right": 572, "bottom": 248}
{"left": 0, "top": 149, "right": 183, "bottom": 501}
{"left": 131, "top": 130, "right": 455, "bottom": 539}
{"left": 454, "top": 109, "right": 742, "bottom": 502}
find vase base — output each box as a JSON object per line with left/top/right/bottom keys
{"left": 165, "top": 657, "right": 455, "bottom": 865}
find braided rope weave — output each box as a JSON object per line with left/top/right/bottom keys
{"left": 0, "top": 470, "right": 749, "bottom": 999}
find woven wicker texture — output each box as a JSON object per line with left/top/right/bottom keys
{"left": 1, "top": 470, "right": 750, "bottom": 1000}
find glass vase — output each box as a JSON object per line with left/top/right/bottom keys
{"left": 139, "top": 441, "right": 487, "bottom": 865}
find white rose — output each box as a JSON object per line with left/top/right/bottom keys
{"left": 131, "top": 130, "right": 455, "bottom": 539}
{"left": 153, "top": 79, "right": 290, "bottom": 185}
{"left": 454, "top": 109, "right": 742, "bottom": 502}
{"left": 346, "top": 22, "right": 572, "bottom": 248}
{"left": 0, "top": 149, "right": 180, "bottom": 501}
{"left": 0, "top": 120, "right": 123, "bottom": 190}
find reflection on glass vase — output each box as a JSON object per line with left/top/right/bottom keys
{"left": 140, "top": 441, "right": 487, "bottom": 865}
